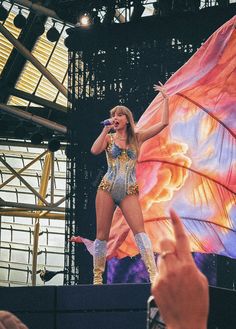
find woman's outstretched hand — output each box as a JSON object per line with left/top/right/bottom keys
{"left": 153, "top": 81, "right": 169, "bottom": 99}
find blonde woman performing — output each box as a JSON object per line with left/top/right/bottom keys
{"left": 91, "top": 83, "right": 169, "bottom": 284}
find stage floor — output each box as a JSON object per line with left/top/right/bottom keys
{"left": 0, "top": 283, "right": 235, "bottom": 329}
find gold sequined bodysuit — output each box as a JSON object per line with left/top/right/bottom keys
{"left": 98, "top": 134, "right": 139, "bottom": 205}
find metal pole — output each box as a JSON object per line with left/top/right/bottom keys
{"left": 50, "top": 152, "right": 54, "bottom": 205}
{"left": 9, "top": 87, "right": 67, "bottom": 113}
{"left": 0, "top": 210, "right": 64, "bottom": 219}
{"left": 31, "top": 153, "right": 51, "bottom": 285}
{"left": 0, "top": 201, "right": 65, "bottom": 212}
{"left": 31, "top": 218, "right": 40, "bottom": 285}
{"left": 0, "top": 103, "right": 67, "bottom": 133}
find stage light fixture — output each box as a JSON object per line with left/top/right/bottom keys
{"left": 79, "top": 13, "right": 91, "bottom": 26}
{"left": 46, "top": 24, "right": 60, "bottom": 42}
{"left": 34, "top": 18, "right": 45, "bottom": 36}
{"left": 0, "top": 3, "right": 8, "bottom": 21}
{"left": 130, "top": 1, "right": 145, "bottom": 22}
{"left": 48, "top": 138, "right": 61, "bottom": 152}
{"left": 13, "top": 10, "right": 27, "bottom": 29}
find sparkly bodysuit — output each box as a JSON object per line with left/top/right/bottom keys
{"left": 98, "top": 134, "right": 139, "bottom": 205}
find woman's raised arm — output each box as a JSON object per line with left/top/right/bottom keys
{"left": 91, "top": 126, "right": 112, "bottom": 155}
{"left": 137, "top": 83, "right": 169, "bottom": 144}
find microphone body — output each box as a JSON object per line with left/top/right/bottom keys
{"left": 100, "top": 119, "right": 112, "bottom": 126}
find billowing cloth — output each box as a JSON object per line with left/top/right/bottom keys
{"left": 78, "top": 16, "right": 236, "bottom": 259}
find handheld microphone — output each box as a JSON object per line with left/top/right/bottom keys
{"left": 100, "top": 119, "right": 112, "bottom": 126}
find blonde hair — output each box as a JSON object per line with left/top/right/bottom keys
{"left": 110, "top": 105, "right": 139, "bottom": 154}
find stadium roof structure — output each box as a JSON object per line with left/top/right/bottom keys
{"left": 0, "top": 0, "right": 236, "bottom": 145}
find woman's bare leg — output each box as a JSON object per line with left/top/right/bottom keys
{"left": 93, "top": 190, "right": 115, "bottom": 284}
{"left": 95, "top": 190, "right": 116, "bottom": 240}
{"left": 120, "top": 195, "right": 157, "bottom": 282}
{"left": 119, "top": 194, "right": 144, "bottom": 234}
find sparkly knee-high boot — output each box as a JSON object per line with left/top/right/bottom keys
{"left": 134, "top": 232, "right": 157, "bottom": 283}
{"left": 93, "top": 239, "right": 107, "bottom": 285}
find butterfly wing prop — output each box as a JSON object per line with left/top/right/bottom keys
{"left": 107, "top": 15, "right": 236, "bottom": 259}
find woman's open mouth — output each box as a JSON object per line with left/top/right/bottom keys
{"left": 114, "top": 121, "right": 119, "bottom": 128}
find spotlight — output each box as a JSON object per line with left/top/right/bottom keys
{"left": 46, "top": 25, "right": 60, "bottom": 42}
{"left": 31, "top": 132, "right": 43, "bottom": 145}
{"left": 0, "top": 4, "right": 8, "bottom": 21}
{"left": 78, "top": 13, "right": 91, "bottom": 26}
{"left": 48, "top": 138, "right": 61, "bottom": 152}
{"left": 13, "top": 11, "right": 27, "bottom": 29}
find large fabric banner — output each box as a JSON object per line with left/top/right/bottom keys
{"left": 106, "top": 15, "right": 236, "bottom": 259}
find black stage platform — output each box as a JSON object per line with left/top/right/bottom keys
{"left": 0, "top": 284, "right": 236, "bottom": 329}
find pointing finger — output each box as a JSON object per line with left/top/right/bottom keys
{"left": 169, "top": 209, "right": 192, "bottom": 261}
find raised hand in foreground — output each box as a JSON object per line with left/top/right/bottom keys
{"left": 151, "top": 209, "right": 209, "bottom": 329}
{"left": 0, "top": 311, "right": 28, "bottom": 329}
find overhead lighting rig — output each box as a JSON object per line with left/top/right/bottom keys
{"left": 13, "top": 9, "right": 27, "bottom": 28}
{"left": 46, "top": 21, "right": 60, "bottom": 42}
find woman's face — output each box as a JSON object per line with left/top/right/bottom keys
{"left": 111, "top": 110, "right": 128, "bottom": 130}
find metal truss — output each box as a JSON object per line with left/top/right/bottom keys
{"left": 52, "top": 1, "right": 232, "bottom": 24}
{"left": 0, "top": 147, "right": 66, "bottom": 285}
{"left": 69, "top": 38, "right": 197, "bottom": 117}
{"left": 10, "top": 1, "right": 230, "bottom": 26}
{"left": 64, "top": 51, "right": 80, "bottom": 285}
